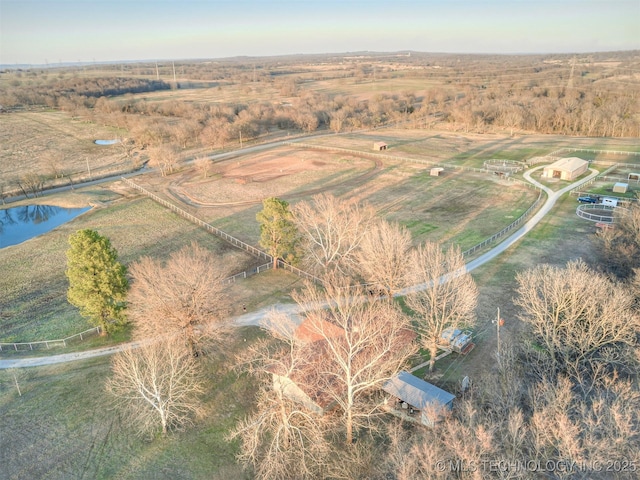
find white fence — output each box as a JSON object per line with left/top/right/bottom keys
{"left": 121, "top": 177, "right": 272, "bottom": 261}
{"left": 0, "top": 326, "right": 102, "bottom": 352}
{"left": 121, "top": 177, "right": 322, "bottom": 284}
{"left": 276, "top": 259, "right": 323, "bottom": 284}
{"left": 554, "top": 148, "right": 640, "bottom": 158}
{"left": 576, "top": 204, "right": 616, "bottom": 223}
{"left": 462, "top": 191, "right": 544, "bottom": 257}
{"left": 221, "top": 262, "right": 273, "bottom": 284}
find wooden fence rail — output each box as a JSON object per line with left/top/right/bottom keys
{"left": 121, "top": 177, "right": 272, "bottom": 261}
{"left": 120, "top": 178, "right": 323, "bottom": 283}
{"left": 0, "top": 327, "right": 102, "bottom": 352}
{"left": 462, "top": 191, "right": 544, "bottom": 257}
{"left": 285, "top": 142, "right": 540, "bottom": 191}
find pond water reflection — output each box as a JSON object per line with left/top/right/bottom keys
{"left": 0, "top": 205, "right": 91, "bottom": 248}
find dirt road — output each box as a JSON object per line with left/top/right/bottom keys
{"left": 0, "top": 165, "right": 600, "bottom": 369}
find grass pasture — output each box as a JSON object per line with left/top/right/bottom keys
{"left": 0, "top": 193, "right": 259, "bottom": 343}
{"left": 2, "top": 125, "right": 638, "bottom": 477}
{"left": 304, "top": 130, "right": 640, "bottom": 168}
{"left": 0, "top": 328, "right": 262, "bottom": 480}
{"left": 0, "top": 111, "right": 130, "bottom": 190}
{"left": 134, "top": 142, "right": 540, "bottom": 251}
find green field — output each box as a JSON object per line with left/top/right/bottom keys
{"left": 0, "top": 328, "right": 263, "bottom": 480}
{"left": 2, "top": 124, "right": 639, "bottom": 478}
{"left": 0, "top": 195, "right": 258, "bottom": 343}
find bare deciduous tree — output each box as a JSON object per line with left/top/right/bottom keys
{"left": 515, "top": 260, "right": 638, "bottom": 379}
{"left": 18, "top": 172, "right": 44, "bottom": 198}
{"left": 293, "top": 193, "right": 374, "bottom": 276}
{"left": 293, "top": 273, "right": 417, "bottom": 444}
{"left": 147, "top": 144, "right": 178, "bottom": 176}
{"left": 405, "top": 242, "right": 478, "bottom": 372}
{"left": 128, "top": 242, "right": 234, "bottom": 355}
{"left": 597, "top": 204, "right": 640, "bottom": 279}
{"left": 355, "top": 220, "right": 412, "bottom": 296}
{"left": 229, "top": 381, "right": 329, "bottom": 480}
{"left": 107, "top": 338, "right": 204, "bottom": 436}
{"left": 229, "top": 312, "right": 330, "bottom": 480}
{"left": 193, "top": 155, "right": 211, "bottom": 179}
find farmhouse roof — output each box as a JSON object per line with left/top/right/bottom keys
{"left": 383, "top": 371, "right": 455, "bottom": 410}
{"left": 547, "top": 157, "right": 588, "bottom": 172}
{"left": 294, "top": 316, "right": 345, "bottom": 343}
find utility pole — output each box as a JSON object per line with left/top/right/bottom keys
{"left": 239, "top": 130, "right": 243, "bottom": 149}
{"left": 567, "top": 56, "right": 576, "bottom": 89}
{"left": 86, "top": 157, "right": 92, "bottom": 180}
{"left": 172, "top": 61, "right": 177, "bottom": 83}
{"left": 155, "top": 62, "right": 160, "bottom": 80}
{"left": 492, "top": 307, "right": 503, "bottom": 357}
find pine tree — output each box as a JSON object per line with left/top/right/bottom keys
{"left": 66, "top": 229, "right": 128, "bottom": 334}
{"left": 256, "top": 197, "right": 298, "bottom": 269}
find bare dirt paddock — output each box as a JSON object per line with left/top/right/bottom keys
{"left": 171, "top": 146, "right": 376, "bottom": 206}
{"left": 133, "top": 142, "right": 539, "bottom": 250}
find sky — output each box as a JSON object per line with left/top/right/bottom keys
{"left": 1, "top": 0, "right": 639, "bottom": 65}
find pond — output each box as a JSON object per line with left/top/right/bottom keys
{"left": 0, "top": 205, "right": 91, "bottom": 248}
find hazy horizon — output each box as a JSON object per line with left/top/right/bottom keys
{"left": 1, "top": 0, "right": 639, "bottom": 66}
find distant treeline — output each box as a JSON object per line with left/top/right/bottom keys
{"left": 1, "top": 77, "right": 170, "bottom": 108}
{"left": 1, "top": 51, "right": 638, "bottom": 140}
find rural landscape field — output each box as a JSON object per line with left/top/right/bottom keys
{"left": 1, "top": 26, "right": 640, "bottom": 480}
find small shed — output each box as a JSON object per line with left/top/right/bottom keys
{"left": 383, "top": 371, "right": 455, "bottom": 426}
{"left": 542, "top": 157, "right": 588, "bottom": 181}
{"left": 628, "top": 173, "right": 640, "bottom": 182}
{"left": 430, "top": 167, "right": 444, "bottom": 177}
{"left": 613, "top": 182, "right": 629, "bottom": 193}
{"left": 373, "top": 142, "right": 388, "bottom": 151}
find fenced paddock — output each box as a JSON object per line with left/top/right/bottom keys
{"left": 285, "top": 142, "right": 543, "bottom": 258}
{"left": 576, "top": 204, "right": 617, "bottom": 224}
{"left": 0, "top": 327, "right": 102, "bottom": 352}
{"left": 483, "top": 159, "right": 525, "bottom": 173}
{"left": 462, "top": 190, "right": 544, "bottom": 257}
{"left": 0, "top": 263, "right": 277, "bottom": 353}
{"left": 286, "top": 142, "right": 540, "bottom": 191}
{"left": 121, "top": 177, "right": 272, "bottom": 262}
{"left": 121, "top": 177, "right": 323, "bottom": 284}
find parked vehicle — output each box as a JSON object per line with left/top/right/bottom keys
{"left": 577, "top": 196, "right": 598, "bottom": 204}
{"left": 439, "top": 327, "right": 475, "bottom": 354}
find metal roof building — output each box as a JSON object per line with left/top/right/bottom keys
{"left": 542, "top": 157, "right": 588, "bottom": 181}
{"left": 383, "top": 371, "right": 455, "bottom": 411}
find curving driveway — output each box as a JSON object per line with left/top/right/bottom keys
{"left": 0, "top": 166, "right": 599, "bottom": 369}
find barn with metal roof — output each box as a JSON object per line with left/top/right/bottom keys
{"left": 382, "top": 371, "right": 455, "bottom": 426}
{"left": 542, "top": 157, "right": 588, "bottom": 181}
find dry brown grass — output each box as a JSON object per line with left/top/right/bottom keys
{"left": 0, "top": 191, "right": 258, "bottom": 342}
{"left": 132, "top": 143, "right": 539, "bottom": 251}
{"left": 0, "top": 111, "right": 130, "bottom": 189}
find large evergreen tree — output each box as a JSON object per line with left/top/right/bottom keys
{"left": 256, "top": 197, "right": 298, "bottom": 269}
{"left": 66, "top": 229, "right": 128, "bottom": 333}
